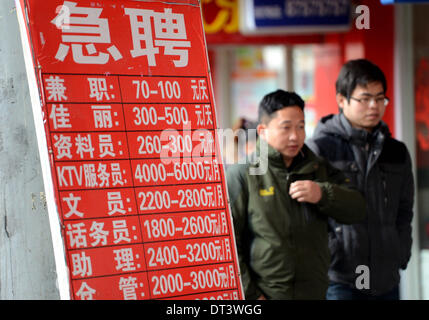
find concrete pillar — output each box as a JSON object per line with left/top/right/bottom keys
{"left": 0, "top": 0, "right": 59, "bottom": 299}
{"left": 394, "top": 4, "right": 421, "bottom": 300}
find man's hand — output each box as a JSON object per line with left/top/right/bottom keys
{"left": 257, "top": 294, "right": 267, "bottom": 300}
{"left": 289, "top": 180, "right": 322, "bottom": 204}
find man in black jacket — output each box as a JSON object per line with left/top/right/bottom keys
{"left": 307, "top": 59, "right": 414, "bottom": 300}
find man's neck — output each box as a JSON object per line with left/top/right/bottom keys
{"left": 283, "top": 157, "right": 293, "bottom": 168}
{"left": 352, "top": 124, "right": 374, "bottom": 133}
{"left": 283, "top": 148, "right": 305, "bottom": 169}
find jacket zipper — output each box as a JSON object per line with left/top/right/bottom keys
{"left": 382, "top": 175, "right": 387, "bottom": 208}
{"left": 286, "top": 172, "right": 311, "bottom": 226}
{"left": 285, "top": 173, "right": 295, "bottom": 247}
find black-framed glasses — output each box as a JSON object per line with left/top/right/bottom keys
{"left": 350, "top": 96, "right": 390, "bottom": 107}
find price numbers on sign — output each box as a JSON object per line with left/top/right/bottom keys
{"left": 132, "top": 157, "right": 221, "bottom": 186}
{"left": 136, "top": 184, "right": 225, "bottom": 214}
{"left": 178, "top": 290, "right": 240, "bottom": 300}
{"left": 132, "top": 105, "right": 189, "bottom": 126}
{"left": 127, "top": 130, "right": 215, "bottom": 159}
{"left": 150, "top": 263, "right": 237, "bottom": 298}
{"left": 120, "top": 77, "right": 210, "bottom": 104}
{"left": 132, "top": 79, "right": 181, "bottom": 100}
{"left": 124, "top": 104, "right": 214, "bottom": 130}
{"left": 141, "top": 211, "right": 229, "bottom": 241}
{"left": 145, "top": 237, "right": 233, "bottom": 270}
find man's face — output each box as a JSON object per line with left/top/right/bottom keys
{"left": 338, "top": 81, "right": 387, "bottom": 132}
{"left": 258, "top": 106, "right": 306, "bottom": 165}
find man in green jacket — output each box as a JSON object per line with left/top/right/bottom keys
{"left": 226, "top": 90, "right": 366, "bottom": 300}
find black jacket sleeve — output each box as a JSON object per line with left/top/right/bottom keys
{"left": 396, "top": 149, "right": 414, "bottom": 270}
{"left": 316, "top": 159, "right": 367, "bottom": 224}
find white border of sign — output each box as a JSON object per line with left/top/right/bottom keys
{"left": 15, "top": 0, "right": 71, "bottom": 300}
{"left": 197, "top": 2, "right": 246, "bottom": 300}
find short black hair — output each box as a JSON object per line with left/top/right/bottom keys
{"left": 258, "top": 90, "right": 305, "bottom": 124}
{"left": 336, "top": 59, "right": 387, "bottom": 101}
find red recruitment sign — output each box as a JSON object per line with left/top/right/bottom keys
{"left": 16, "top": 0, "right": 243, "bottom": 300}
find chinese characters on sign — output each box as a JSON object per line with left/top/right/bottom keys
{"left": 21, "top": 0, "right": 243, "bottom": 300}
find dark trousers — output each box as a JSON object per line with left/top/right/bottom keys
{"left": 326, "top": 282, "right": 400, "bottom": 300}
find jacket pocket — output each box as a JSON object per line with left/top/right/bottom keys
{"left": 332, "top": 160, "right": 361, "bottom": 191}
{"left": 302, "top": 203, "right": 327, "bottom": 226}
{"left": 328, "top": 227, "right": 345, "bottom": 269}
{"left": 378, "top": 163, "right": 403, "bottom": 223}
{"left": 385, "top": 228, "right": 402, "bottom": 272}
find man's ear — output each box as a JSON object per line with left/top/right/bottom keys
{"left": 336, "top": 93, "right": 346, "bottom": 110}
{"left": 257, "top": 123, "right": 267, "bottom": 140}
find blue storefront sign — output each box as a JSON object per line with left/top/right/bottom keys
{"left": 240, "top": 0, "right": 351, "bottom": 34}
{"left": 381, "top": 0, "right": 429, "bottom": 4}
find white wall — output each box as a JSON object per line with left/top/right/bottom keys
{"left": 0, "top": 0, "right": 59, "bottom": 299}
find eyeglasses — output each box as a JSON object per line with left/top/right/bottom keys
{"left": 350, "top": 96, "right": 390, "bottom": 107}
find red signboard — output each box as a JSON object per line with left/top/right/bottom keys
{"left": 16, "top": 0, "right": 243, "bottom": 300}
